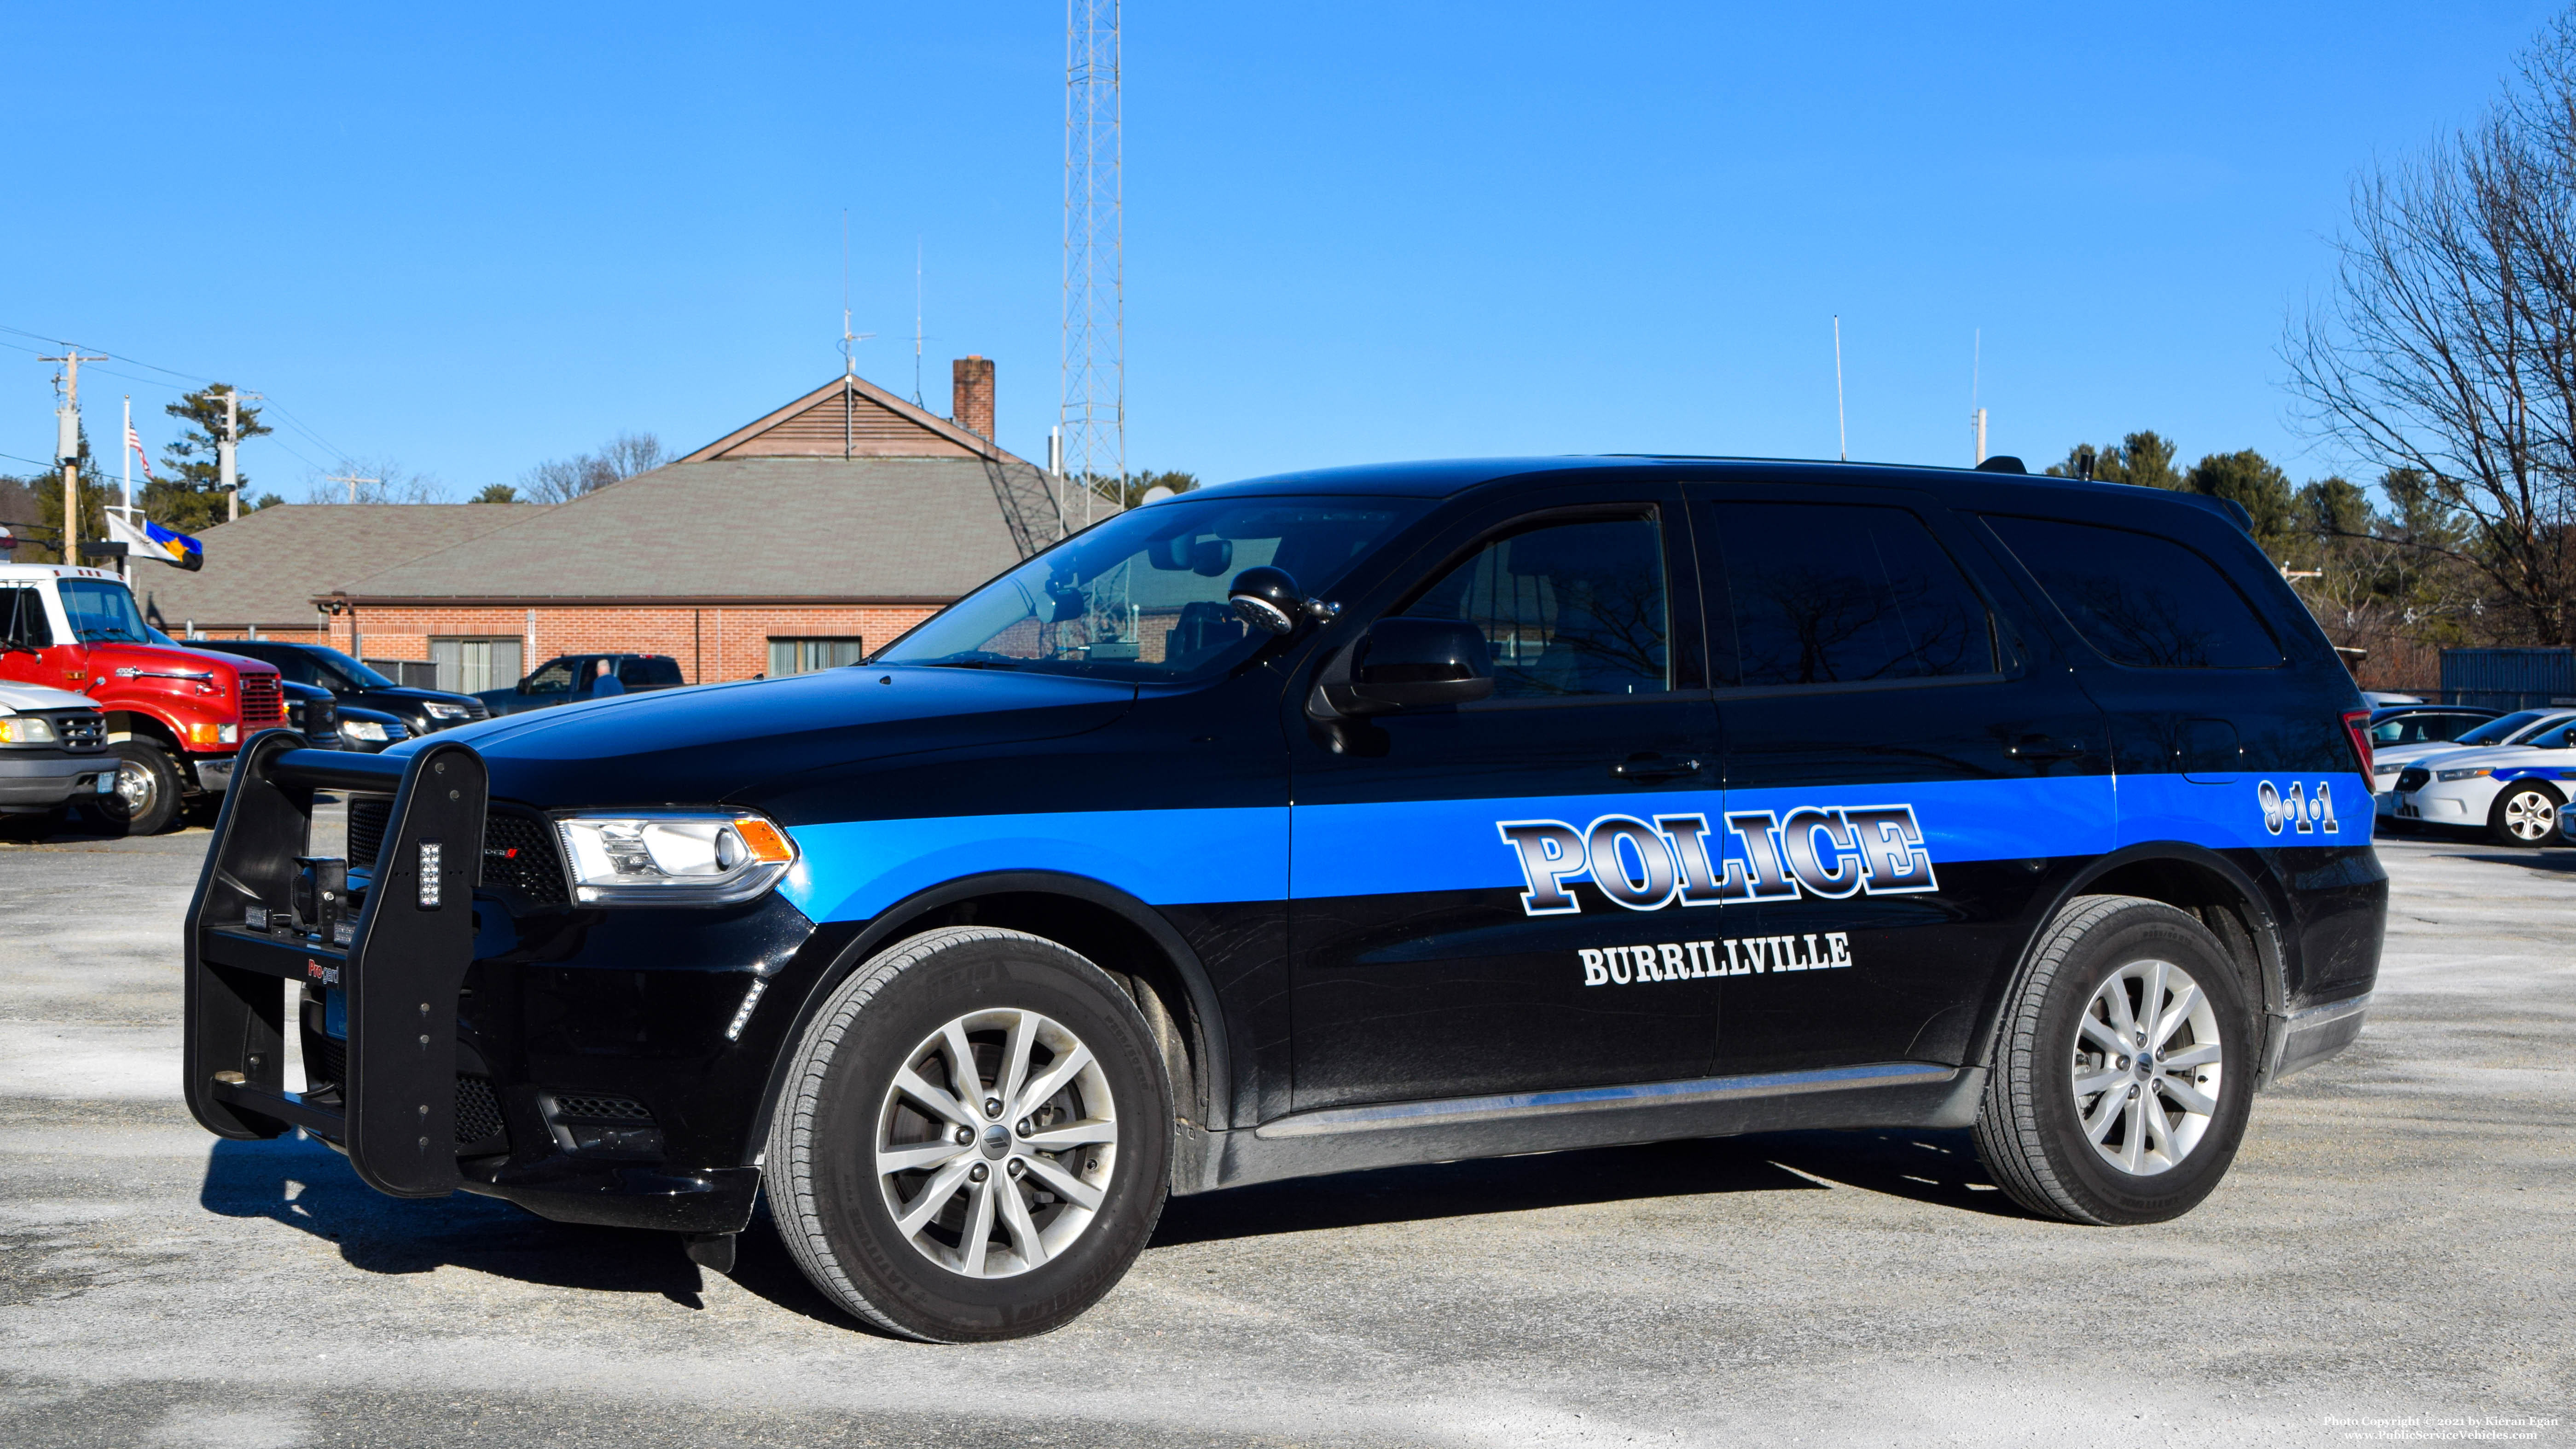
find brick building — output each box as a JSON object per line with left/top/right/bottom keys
{"left": 146, "top": 363, "right": 1056, "bottom": 690}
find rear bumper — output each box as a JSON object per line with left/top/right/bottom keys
{"left": 2266, "top": 992, "right": 2373, "bottom": 1080}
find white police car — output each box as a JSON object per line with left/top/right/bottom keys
{"left": 2390, "top": 715, "right": 2576, "bottom": 845}
{"left": 2372, "top": 708, "right": 2575, "bottom": 815}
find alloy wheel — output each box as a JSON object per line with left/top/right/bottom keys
{"left": 875, "top": 1008, "right": 1119, "bottom": 1278}
{"left": 2500, "top": 789, "right": 2558, "bottom": 842}
{"left": 2070, "top": 958, "right": 2224, "bottom": 1177}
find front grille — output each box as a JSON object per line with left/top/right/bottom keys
{"left": 51, "top": 713, "right": 104, "bottom": 750}
{"left": 464, "top": 700, "right": 490, "bottom": 720}
{"left": 347, "top": 799, "right": 561, "bottom": 899}
{"left": 482, "top": 811, "right": 568, "bottom": 904}
{"left": 381, "top": 719, "right": 410, "bottom": 742}
{"left": 551, "top": 1094, "right": 653, "bottom": 1122}
{"left": 311, "top": 1033, "right": 346, "bottom": 1088}
{"left": 2397, "top": 766, "right": 2431, "bottom": 793}
{"left": 238, "top": 675, "right": 284, "bottom": 727}
{"left": 455, "top": 1074, "right": 510, "bottom": 1154}
{"left": 346, "top": 794, "right": 391, "bottom": 868}
{"left": 300, "top": 701, "right": 337, "bottom": 738}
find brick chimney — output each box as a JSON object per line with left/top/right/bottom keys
{"left": 951, "top": 355, "right": 995, "bottom": 441}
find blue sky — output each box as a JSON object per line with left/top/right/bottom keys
{"left": 0, "top": 2, "right": 2562, "bottom": 501}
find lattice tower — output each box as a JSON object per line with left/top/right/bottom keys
{"left": 1063, "top": 0, "right": 1123, "bottom": 529}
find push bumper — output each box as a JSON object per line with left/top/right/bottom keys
{"left": 0, "top": 752, "right": 114, "bottom": 811}
{"left": 183, "top": 730, "right": 776, "bottom": 1235}
{"left": 189, "top": 753, "right": 239, "bottom": 794}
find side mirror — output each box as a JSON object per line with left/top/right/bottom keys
{"left": 1326, "top": 617, "right": 1495, "bottom": 714}
{"left": 1229, "top": 566, "right": 1337, "bottom": 636}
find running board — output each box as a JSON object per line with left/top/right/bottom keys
{"left": 1185, "top": 1062, "right": 1981, "bottom": 1195}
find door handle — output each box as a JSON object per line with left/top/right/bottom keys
{"left": 1611, "top": 753, "right": 1705, "bottom": 783}
{"left": 2008, "top": 735, "right": 2086, "bottom": 761}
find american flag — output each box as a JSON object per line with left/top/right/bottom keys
{"left": 125, "top": 421, "right": 153, "bottom": 480}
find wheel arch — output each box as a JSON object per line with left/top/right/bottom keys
{"left": 744, "top": 870, "right": 1230, "bottom": 1166}
{"left": 1969, "top": 843, "right": 2290, "bottom": 1081}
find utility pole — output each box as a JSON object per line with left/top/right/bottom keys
{"left": 38, "top": 350, "right": 108, "bottom": 565}
{"left": 210, "top": 387, "right": 263, "bottom": 521}
{"left": 328, "top": 472, "right": 380, "bottom": 504}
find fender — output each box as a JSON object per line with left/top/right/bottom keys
{"left": 1962, "top": 840, "right": 2293, "bottom": 1082}
{"left": 739, "top": 869, "right": 1235, "bottom": 1167}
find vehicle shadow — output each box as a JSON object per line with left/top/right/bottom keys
{"left": 199, "top": 1124, "right": 2029, "bottom": 1333}
{"left": 2453, "top": 850, "right": 2576, "bottom": 873}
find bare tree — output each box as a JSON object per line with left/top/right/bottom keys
{"left": 519, "top": 431, "right": 667, "bottom": 504}
{"left": 2286, "top": 12, "right": 2576, "bottom": 646}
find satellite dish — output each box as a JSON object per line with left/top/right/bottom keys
{"left": 1138, "top": 486, "right": 1176, "bottom": 505}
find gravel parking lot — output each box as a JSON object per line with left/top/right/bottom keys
{"left": 1, "top": 810, "right": 2568, "bottom": 1447}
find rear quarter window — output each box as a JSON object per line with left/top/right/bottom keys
{"left": 1982, "top": 514, "right": 2281, "bottom": 670}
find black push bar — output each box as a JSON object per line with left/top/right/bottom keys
{"left": 182, "top": 728, "right": 489, "bottom": 1198}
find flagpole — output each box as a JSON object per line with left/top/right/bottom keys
{"left": 121, "top": 396, "right": 133, "bottom": 514}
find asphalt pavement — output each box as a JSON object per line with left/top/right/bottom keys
{"left": 1, "top": 807, "right": 2568, "bottom": 1447}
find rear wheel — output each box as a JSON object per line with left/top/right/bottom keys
{"left": 765, "top": 927, "right": 1170, "bottom": 1342}
{"left": 92, "top": 743, "right": 182, "bottom": 836}
{"left": 2487, "top": 782, "right": 2562, "bottom": 847}
{"left": 1973, "top": 895, "right": 2257, "bottom": 1225}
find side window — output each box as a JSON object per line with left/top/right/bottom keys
{"left": 1984, "top": 515, "right": 2281, "bottom": 669}
{"left": 1712, "top": 502, "right": 1996, "bottom": 688}
{"left": 1, "top": 589, "right": 54, "bottom": 648}
{"left": 622, "top": 657, "right": 684, "bottom": 685}
{"left": 1404, "top": 513, "right": 1669, "bottom": 699}
{"left": 524, "top": 659, "right": 577, "bottom": 694}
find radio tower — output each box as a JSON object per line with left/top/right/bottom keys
{"left": 1063, "top": 0, "right": 1122, "bottom": 528}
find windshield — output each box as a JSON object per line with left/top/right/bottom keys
{"left": 59, "top": 580, "right": 151, "bottom": 643}
{"left": 2526, "top": 719, "right": 2576, "bottom": 750}
{"left": 876, "top": 496, "right": 1427, "bottom": 681}
{"left": 2453, "top": 710, "right": 2545, "bottom": 746}
{"left": 305, "top": 646, "right": 395, "bottom": 690}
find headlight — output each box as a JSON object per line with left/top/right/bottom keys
{"left": 2373, "top": 763, "right": 2402, "bottom": 777}
{"left": 0, "top": 715, "right": 57, "bottom": 744}
{"left": 2436, "top": 766, "right": 2494, "bottom": 782}
{"left": 219, "top": 724, "right": 238, "bottom": 744}
{"left": 343, "top": 719, "right": 389, "bottom": 742}
{"left": 423, "top": 702, "right": 467, "bottom": 720}
{"left": 554, "top": 811, "right": 797, "bottom": 905}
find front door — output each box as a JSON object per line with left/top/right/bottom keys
{"left": 1688, "top": 483, "right": 2116, "bottom": 1077}
{"left": 1286, "top": 485, "right": 1729, "bottom": 1112}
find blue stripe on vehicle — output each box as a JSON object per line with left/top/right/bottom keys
{"left": 777, "top": 771, "right": 2373, "bottom": 923}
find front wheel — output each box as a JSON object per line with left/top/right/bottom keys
{"left": 92, "top": 743, "right": 183, "bottom": 836}
{"left": 2487, "top": 782, "right": 2562, "bottom": 847}
{"left": 1973, "top": 895, "right": 2257, "bottom": 1225}
{"left": 765, "top": 927, "right": 1171, "bottom": 1342}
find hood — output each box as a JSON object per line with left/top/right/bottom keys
{"left": 2373, "top": 739, "right": 2496, "bottom": 769}
{"left": 356, "top": 684, "right": 482, "bottom": 708}
{"left": 80, "top": 641, "right": 279, "bottom": 690}
{"left": 2416, "top": 742, "right": 2576, "bottom": 772}
{"left": 387, "top": 664, "right": 1137, "bottom": 809}
{"left": 0, "top": 679, "right": 98, "bottom": 713}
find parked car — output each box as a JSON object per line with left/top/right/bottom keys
{"left": 184, "top": 639, "right": 486, "bottom": 737}
{"left": 2372, "top": 707, "right": 2576, "bottom": 813}
{"left": 474, "top": 653, "right": 685, "bottom": 717}
{"left": 2363, "top": 704, "right": 2497, "bottom": 748}
{"left": 3, "top": 563, "right": 284, "bottom": 835}
{"left": 2390, "top": 714, "right": 2576, "bottom": 844}
{"left": 275, "top": 678, "right": 412, "bottom": 754}
{"left": 184, "top": 454, "right": 2383, "bottom": 1343}
{"left": 0, "top": 678, "right": 113, "bottom": 821}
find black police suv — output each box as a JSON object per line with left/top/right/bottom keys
{"left": 276, "top": 679, "right": 412, "bottom": 754}
{"left": 181, "top": 456, "right": 2384, "bottom": 1343}
{"left": 475, "top": 653, "right": 685, "bottom": 717}
{"left": 186, "top": 640, "right": 486, "bottom": 736}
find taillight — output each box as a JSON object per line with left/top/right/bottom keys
{"left": 2341, "top": 709, "right": 2373, "bottom": 778}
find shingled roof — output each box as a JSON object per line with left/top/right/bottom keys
{"left": 326, "top": 455, "right": 1035, "bottom": 604}
{"left": 139, "top": 503, "right": 547, "bottom": 631}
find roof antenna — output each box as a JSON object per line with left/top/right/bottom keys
{"left": 838, "top": 210, "right": 870, "bottom": 379}
{"left": 1970, "top": 328, "right": 1987, "bottom": 466}
{"left": 1833, "top": 315, "right": 1848, "bottom": 462}
{"left": 912, "top": 236, "right": 925, "bottom": 406}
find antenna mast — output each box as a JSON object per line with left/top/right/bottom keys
{"left": 1063, "top": 0, "right": 1122, "bottom": 531}
{"left": 1970, "top": 328, "right": 1986, "bottom": 465}
{"left": 837, "top": 209, "right": 873, "bottom": 458}
{"left": 1832, "top": 316, "right": 1847, "bottom": 462}
{"left": 913, "top": 237, "right": 926, "bottom": 406}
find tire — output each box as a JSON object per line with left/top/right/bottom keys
{"left": 1973, "top": 895, "right": 2258, "bottom": 1226}
{"left": 92, "top": 742, "right": 183, "bottom": 836}
{"left": 764, "top": 926, "right": 1171, "bottom": 1343}
{"left": 2486, "top": 781, "right": 2562, "bottom": 848}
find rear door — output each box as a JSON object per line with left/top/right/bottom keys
{"left": 1285, "top": 482, "right": 1729, "bottom": 1112}
{"left": 1690, "top": 483, "right": 2116, "bottom": 1077}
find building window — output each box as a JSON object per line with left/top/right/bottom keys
{"left": 431, "top": 636, "right": 526, "bottom": 695}
{"left": 768, "top": 637, "right": 866, "bottom": 677}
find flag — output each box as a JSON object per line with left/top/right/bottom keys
{"left": 104, "top": 510, "right": 203, "bottom": 572}
{"left": 125, "top": 422, "right": 154, "bottom": 481}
